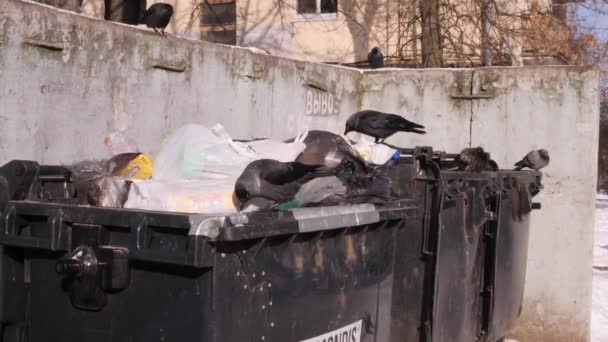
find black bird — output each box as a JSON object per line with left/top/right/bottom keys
{"left": 514, "top": 149, "right": 550, "bottom": 171}
{"left": 344, "top": 110, "right": 426, "bottom": 143}
{"left": 454, "top": 147, "right": 497, "bottom": 172}
{"left": 368, "top": 47, "right": 384, "bottom": 69}
{"left": 234, "top": 159, "right": 326, "bottom": 210}
{"left": 140, "top": 3, "right": 174, "bottom": 36}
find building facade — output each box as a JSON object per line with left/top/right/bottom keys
{"left": 33, "top": 0, "right": 575, "bottom": 66}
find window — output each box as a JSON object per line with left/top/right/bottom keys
{"left": 201, "top": 2, "right": 237, "bottom": 26}
{"left": 295, "top": 0, "right": 337, "bottom": 21}
{"left": 200, "top": 0, "right": 237, "bottom": 45}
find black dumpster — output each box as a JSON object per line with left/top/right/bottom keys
{"left": 0, "top": 148, "right": 542, "bottom": 342}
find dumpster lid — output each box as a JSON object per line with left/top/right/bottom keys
{"left": 4, "top": 199, "right": 417, "bottom": 242}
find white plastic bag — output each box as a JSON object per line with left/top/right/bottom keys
{"left": 154, "top": 124, "right": 308, "bottom": 180}
{"left": 247, "top": 134, "right": 307, "bottom": 162}
{"left": 153, "top": 124, "right": 257, "bottom": 180}
{"left": 124, "top": 178, "right": 238, "bottom": 214}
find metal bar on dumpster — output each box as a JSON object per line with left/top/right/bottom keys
{"left": 290, "top": 204, "right": 380, "bottom": 232}
{"left": 196, "top": 204, "right": 415, "bottom": 242}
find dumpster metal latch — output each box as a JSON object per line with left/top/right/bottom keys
{"left": 55, "top": 224, "right": 130, "bottom": 311}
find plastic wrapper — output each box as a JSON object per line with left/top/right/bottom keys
{"left": 92, "top": 177, "right": 131, "bottom": 207}
{"left": 276, "top": 176, "right": 347, "bottom": 210}
{"left": 124, "top": 178, "right": 239, "bottom": 214}
{"left": 67, "top": 159, "right": 131, "bottom": 208}
{"left": 349, "top": 137, "right": 397, "bottom": 165}
{"left": 104, "top": 131, "right": 139, "bottom": 156}
{"left": 67, "top": 153, "right": 152, "bottom": 208}
{"left": 110, "top": 153, "right": 154, "bottom": 180}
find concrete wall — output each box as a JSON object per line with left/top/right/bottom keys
{"left": 0, "top": 1, "right": 600, "bottom": 341}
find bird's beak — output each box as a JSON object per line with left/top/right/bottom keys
{"left": 344, "top": 129, "right": 349, "bottom": 135}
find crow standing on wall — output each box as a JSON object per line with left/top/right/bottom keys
{"left": 368, "top": 47, "right": 384, "bottom": 69}
{"left": 140, "top": 3, "right": 174, "bottom": 36}
{"left": 344, "top": 110, "right": 426, "bottom": 143}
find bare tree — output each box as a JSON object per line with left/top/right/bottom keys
{"left": 419, "top": 0, "right": 443, "bottom": 66}
{"left": 183, "top": 0, "right": 608, "bottom": 70}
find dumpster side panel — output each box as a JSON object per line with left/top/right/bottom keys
{"left": 209, "top": 226, "right": 396, "bottom": 342}
{"left": 433, "top": 178, "right": 491, "bottom": 342}
{"left": 0, "top": 203, "right": 420, "bottom": 342}
{"left": 486, "top": 182, "right": 533, "bottom": 341}
{"left": 0, "top": 247, "right": 26, "bottom": 342}
{"left": 27, "top": 254, "right": 213, "bottom": 342}
{"left": 470, "top": 67, "right": 599, "bottom": 342}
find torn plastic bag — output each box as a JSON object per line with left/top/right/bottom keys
{"left": 220, "top": 129, "right": 308, "bottom": 162}
{"left": 92, "top": 177, "right": 131, "bottom": 207}
{"left": 247, "top": 137, "right": 307, "bottom": 163}
{"left": 124, "top": 178, "right": 238, "bottom": 214}
{"left": 275, "top": 176, "right": 347, "bottom": 210}
{"left": 153, "top": 124, "right": 259, "bottom": 180}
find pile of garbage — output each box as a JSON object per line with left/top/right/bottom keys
{"left": 65, "top": 110, "right": 549, "bottom": 215}
{"left": 67, "top": 124, "right": 401, "bottom": 214}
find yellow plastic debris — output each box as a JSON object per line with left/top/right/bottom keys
{"left": 113, "top": 153, "right": 154, "bottom": 180}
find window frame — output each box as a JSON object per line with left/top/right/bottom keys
{"left": 293, "top": 0, "right": 338, "bottom": 22}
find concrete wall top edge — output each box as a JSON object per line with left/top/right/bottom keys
{"left": 4, "top": 0, "right": 364, "bottom": 75}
